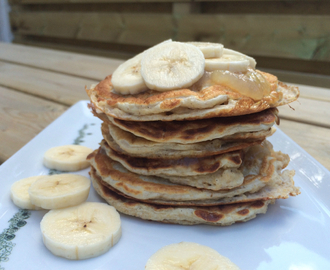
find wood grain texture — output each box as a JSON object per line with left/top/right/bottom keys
{"left": 0, "top": 86, "right": 68, "bottom": 162}
{"left": 0, "top": 61, "right": 97, "bottom": 105}
{"left": 292, "top": 84, "right": 330, "bottom": 103}
{"left": 261, "top": 68, "right": 330, "bottom": 89}
{"left": 176, "top": 14, "right": 330, "bottom": 61}
{"left": 279, "top": 119, "right": 330, "bottom": 171}
{"left": 10, "top": 11, "right": 330, "bottom": 61}
{"left": 15, "top": 0, "right": 189, "bottom": 3}
{"left": 0, "top": 42, "right": 124, "bottom": 80}
{"left": 278, "top": 97, "right": 330, "bottom": 129}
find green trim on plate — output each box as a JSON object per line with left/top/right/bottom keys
{"left": 0, "top": 210, "right": 31, "bottom": 270}
{"left": 0, "top": 123, "right": 94, "bottom": 269}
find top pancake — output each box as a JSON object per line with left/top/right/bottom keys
{"left": 87, "top": 71, "right": 299, "bottom": 121}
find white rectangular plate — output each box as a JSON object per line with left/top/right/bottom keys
{"left": 1, "top": 101, "right": 330, "bottom": 270}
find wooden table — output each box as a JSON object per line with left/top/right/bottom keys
{"left": 1, "top": 42, "right": 329, "bottom": 171}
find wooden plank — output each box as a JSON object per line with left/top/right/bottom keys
{"left": 291, "top": 84, "right": 330, "bottom": 103}
{"left": 14, "top": 35, "right": 143, "bottom": 59}
{"left": 12, "top": 35, "right": 330, "bottom": 76}
{"left": 279, "top": 119, "right": 330, "bottom": 171}
{"left": 12, "top": 0, "right": 322, "bottom": 3}
{"left": 200, "top": 1, "right": 330, "bottom": 15}
{"left": 176, "top": 14, "right": 330, "bottom": 61}
{"left": 11, "top": 1, "right": 330, "bottom": 15}
{"left": 0, "top": 86, "right": 68, "bottom": 162}
{"left": 278, "top": 97, "right": 330, "bottom": 129}
{"left": 10, "top": 12, "right": 173, "bottom": 47}
{"left": 10, "top": 11, "right": 330, "bottom": 61}
{"left": 0, "top": 42, "right": 124, "bottom": 80}
{"left": 15, "top": 0, "right": 189, "bottom": 3}
{"left": 11, "top": 2, "right": 173, "bottom": 13}
{"left": 261, "top": 68, "right": 330, "bottom": 90}
{"left": 0, "top": 61, "right": 97, "bottom": 105}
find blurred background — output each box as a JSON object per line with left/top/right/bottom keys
{"left": 1, "top": 0, "right": 330, "bottom": 87}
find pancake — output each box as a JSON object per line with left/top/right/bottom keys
{"left": 93, "top": 107, "right": 278, "bottom": 144}
{"left": 100, "top": 140, "right": 243, "bottom": 176}
{"left": 86, "top": 71, "right": 299, "bottom": 121}
{"left": 88, "top": 140, "right": 292, "bottom": 201}
{"left": 91, "top": 163, "right": 298, "bottom": 207}
{"left": 91, "top": 167, "right": 274, "bottom": 226}
{"left": 102, "top": 122, "right": 272, "bottom": 159}
{"left": 100, "top": 140, "right": 244, "bottom": 190}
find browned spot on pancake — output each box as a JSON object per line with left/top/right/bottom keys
{"left": 195, "top": 161, "right": 220, "bottom": 174}
{"left": 229, "top": 152, "right": 243, "bottom": 166}
{"left": 214, "top": 204, "right": 237, "bottom": 214}
{"left": 160, "top": 99, "right": 181, "bottom": 110}
{"left": 108, "top": 145, "right": 172, "bottom": 170}
{"left": 115, "top": 182, "right": 142, "bottom": 195}
{"left": 251, "top": 201, "right": 266, "bottom": 209}
{"left": 181, "top": 125, "right": 215, "bottom": 140}
{"left": 152, "top": 204, "right": 173, "bottom": 210}
{"left": 194, "top": 210, "right": 224, "bottom": 222}
{"left": 237, "top": 209, "right": 250, "bottom": 216}
{"left": 124, "top": 201, "right": 138, "bottom": 207}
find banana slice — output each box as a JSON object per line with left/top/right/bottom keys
{"left": 29, "top": 174, "right": 90, "bottom": 209}
{"left": 145, "top": 242, "right": 240, "bottom": 270}
{"left": 10, "top": 176, "right": 44, "bottom": 210}
{"left": 205, "top": 54, "right": 250, "bottom": 73}
{"left": 111, "top": 39, "right": 172, "bottom": 95}
{"left": 223, "top": 48, "right": 256, "bottom": 69}
{"left": 187, "top": 42, "right": 224, "bottom": 58}
{"left": 40, "top": 202, "right": 121, "bottom": 260}
{"left": 111, "top": 53, "right": 148, "bottom": 95}
{"left": 141, "top": 42, "right": 205, "bottom": 91}
{"left": 43, "top": 145, "right": 93, "bottom": 172}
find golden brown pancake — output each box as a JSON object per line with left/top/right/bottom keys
{"left": 102, "top": 122, "right": 272, "bottom": 159}
{"left": 87, "top": 141, "right": 295, "bottom": 202}
{"left": 87, "top": 71, "right": 299, "bottom": 121}
{"left": 100, "top": 140, "right": 245, "bottom": 190}
{"left": 91, "top": 167, "right": 274, "bottom": 226}
{"left": 100, "top": 140, "right": 242, "bottom": 175}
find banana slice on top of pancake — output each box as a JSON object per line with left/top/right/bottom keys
{"left": 141, "top": 42, "right": 205, "bottom": 91}
{"left": 111, "top": 53, "right": 148, "bottom": 95}
{"left": 187, "top": 41, "right": 224, "bottom": 58}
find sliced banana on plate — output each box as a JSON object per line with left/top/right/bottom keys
{"left": 43, "top": 145, "right": 93, "bottom": 172}
{"left": 205, "top": 54, "right": 250, "bottom": 73}
{"left": 145, "top": 242, "right": 240, "bottom": 270}
{"left": 187, "top": 41, "right": 224, "bottom": 58}
{"left": 11, "top": 176, "right": 44, "bottom": 210}
{"left": 29, "top": 174, "right": 90, "bottom": 209}
{"left": 141, "top": 42, "right": 205, "bottom": 91}
{"left": 40, "top": 202, "right": 122, "bottom": 260}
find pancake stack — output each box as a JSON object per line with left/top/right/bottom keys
{"left": 86, "top": 41, "right": 300, "bottom": 226}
